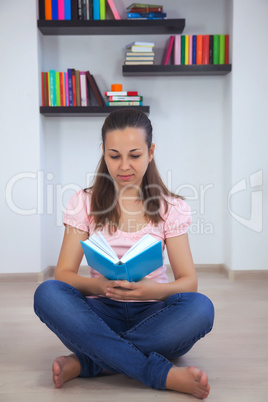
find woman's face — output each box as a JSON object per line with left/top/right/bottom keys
{"left": 103, "top": 126, "right": 155, "bottom": 193}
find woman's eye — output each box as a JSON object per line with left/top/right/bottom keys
{"left": 131, "top": 155, "right": 141, "bottom": 159}
{"left": 110, "top": 155, "right": 120, "bottom": 159}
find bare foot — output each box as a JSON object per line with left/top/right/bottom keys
{"left": 52, "top": 354, "right": 81, "bottom": 388}
{"left": 165, "top": 366, "right": 210, "bottom": 399}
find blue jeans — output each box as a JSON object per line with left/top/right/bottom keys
{"left": 34, "top": 280, "right": 214, "bottom": 390}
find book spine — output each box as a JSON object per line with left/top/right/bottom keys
{"left": 65, "top": 72, "right": 69, "bottom": 106}
{"left": 77, "top": 0, "right": 82, "bottom": 19}
{"left": 58, "top": 0, "right": 65, "bottom": 19}
{"left": 196, "top": 35, "right": 203, "bottom": 65}
{"left": 192, "top": 35, "right": 196, "bottom": 64}
{"left": 55, "top": 72, "right": 61, "bottom": 106}
{"left": 127, "top": 7, "right": 163, "bottom": 13}
{"left": 71, "top": 0, "right": 79, "bottom": 20}
{"left": 41, "top": 72, "right": 45, "bottom": 106}
{"left": 108, "top": 96, "right": 143, "bottom": 101}
{"left": 127, "top": 12, "right": 166, "bottom": 18}
{"left": 107, "top": 0, "right": 121, "bottom": 19}
{"left": 173, "top": 35, "right": 181, "bottom": 65}
{"left": 185, "top": 35, "right": 189, "bottom": 65}
{"left": 180, "top": 35, "right": 185, "bottom": 65}
{"left": 163, "top": 36, "right": 175, "bottom": 65}
{"left": 72, "top": 70, "right": 77, "bottom": 106}
{"left": 49, "top": 70, "right": 56, "bottom": 106}
{"left": 225, "top": 34, "right": 229, "bottom": 64}
{"left": 106, "top": 101, "right": 142, "bottom": 106}
{"left": 67, "top": 69, "right": 73, "bottom": 106}
{"left": 86, "top": 71, "right": 105, "bottom": 106}
{"left": 46, "top": 72, "right": 50, "bottom": 106}
{"left": 75, "top": 70, "right": 81, "bottom": 106}
{"left": 203, "top": 35, "right": 209, "bottom": 65}
{"left": 51, "top": 0, "right": 58, "bottom": 19}
{"left": 80, "top": 72, "right": 88, "bottom": 106}
{"left": 60, "top": 72, "right": 65, "bottom": 106}
{"left": 219, "top": 34, "right": 225, "bottom": 64}
{"left": 100, "top": 0, "right": 106, "bottom": 19}
{"left": 209, "top": 35, "right": 213, "bottom": 64}
{"left": 188, "top": 35, "right": 192, "bottom": 65}
{"left": 213, "top": 35, "right": 220, "bottom": 64}
{"left": 44, "top": 0, "right": 52, "bottom": 19}
{"left": 39, "top": 0, "right": 45, "bottom": 19}
{"left": 93, "top": 0, "right": 100, "bottom": 19}
{"left": 104, "top": 91, "right": 138, "bottom": 96}
{"left": 64, "top": 0, "right": 71, "bottom": 20}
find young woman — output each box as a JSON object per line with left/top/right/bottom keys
{"left": 34, "top": 109, "right": 214, "bottom": 399}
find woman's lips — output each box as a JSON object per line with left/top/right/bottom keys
{"left": 118, "top": 174, "right": 134, "bottom": 181}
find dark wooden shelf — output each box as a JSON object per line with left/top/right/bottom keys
{"left": 37, "top": 19, "right": 185, "bottom": 35}
{"left": 40, "top": 106, "right": 150, "bottom": 116}
{"left": 123, "top": 64, "right": 232, "bottom": 76}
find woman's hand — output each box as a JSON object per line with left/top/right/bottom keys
{"left": 105, "top": 277, "right": 163, "bottom": 301}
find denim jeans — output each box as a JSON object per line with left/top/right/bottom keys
{"left": 34, "top": 280, "right": 214, "bottom": 390}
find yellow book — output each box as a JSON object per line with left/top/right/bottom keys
{"left": 185, "top": 35, "right": 189, "bottom": 65}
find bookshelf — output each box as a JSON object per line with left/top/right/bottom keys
{"left": 40, "top": 106, "right": 150, "bottom": 116}
{"left": 37, "top": 19, "right": 185, "bottom": 35}
{"left": 123, "top": 64, "right": 232, "bottom": 76}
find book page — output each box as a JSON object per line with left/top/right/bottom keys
{"left": 85, "top": 233, "right": 119, "bottom": 264}
{"left": 120, "top": 234, "right": 158, "bottom": 263}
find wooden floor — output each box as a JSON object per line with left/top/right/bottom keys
{"left": 1, "top": 272, "right": 268, "bottom": 402}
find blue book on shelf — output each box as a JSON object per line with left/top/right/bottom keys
{"left": 51, "top": 0, "right": 58, "bottom": 20}
{"left": 67, "top": 69, "right": 73, "bottom": 106}
{"left": 127, "top": 12, "right": 166, "bottom": 19}
{"left": 80, "top": 233, "right": 163, "bottom": 282}
{"left": 93, "top": 0, "right": 100, "bottom": 20}
{"left": 192, "top": 35, "right": 197, "bottom": 65}
{"left": 49, "top": 70, "right": 57, "bottom": 106}
{"left": 64, "top": 0, "right": 71, "bottom": 20}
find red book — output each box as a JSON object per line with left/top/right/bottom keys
{"left": 45, "top": 72, "right": 50, "bottom": 106}
{"left": 104, "top": 91, "right": 138, "bottom": 96}
{"left": 202, "top": 35, "right": 209, "bottom": 64}
{"left": 196, "top": 35, "right": 203, "bottom": 65}
{"left": 163, "top": 36, "right": 175, "bottom": 65}
{"left": 72, "top": 69, "right": 77, "bottom": 106}
{"left": 60, "top": 72, "right": 65, "bottom": 106}
{"left": 225, "top": 34, "right": 229, "bottom": 64}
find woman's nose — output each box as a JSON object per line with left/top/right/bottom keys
{"left": 120, "top": 158, "right": 130, "bottom": 170}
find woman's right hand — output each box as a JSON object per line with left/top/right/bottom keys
{"left": 92, "top": 276, "right": 121, "bottom": 297}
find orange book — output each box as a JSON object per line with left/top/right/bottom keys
{"left": 45, "top": 0, "right": 52, "bottom": 20}
{"left": 72, "top": 70, "right": 77, "bottom": 106}
{"left": 196, "top": 35, "right": 203, "bottom": 65}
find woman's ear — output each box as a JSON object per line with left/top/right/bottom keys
{"left": 149, "top": 143, "right": 155, "bottom": 162}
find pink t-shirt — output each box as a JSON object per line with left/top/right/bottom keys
{"left": 63, "top": 189, "right": 192, "bottom": 299}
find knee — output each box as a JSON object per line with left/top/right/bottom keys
{"left": 33, "top": 279, "right": 63, "bottom": 316}
{"left": 194, "top": 293, "right": 215, "bottom": 333}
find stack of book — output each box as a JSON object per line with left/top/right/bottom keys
{"left": 124, "top": 41, "right": 155, "bottom": 65}
{"left": 41, "top": 69, "right": 105, "bottom": 107}
{"left": 162, "top": 34, "right": 230, "bottom": 66}
{"left": 105, "top": 88, "right": 143, "bottom": 107}
{"left": 39, "top": 0, "right": 121, "bottom": 20}
{"left": 126, "top": 3, "right": 166, "bottom": 19}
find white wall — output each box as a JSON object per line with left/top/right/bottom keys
{"left": 0, "top": 0, "right": 267, "bottom": 274}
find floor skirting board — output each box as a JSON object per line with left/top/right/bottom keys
{"left": 1, "top": 264, "right": 268, "bottom": 283}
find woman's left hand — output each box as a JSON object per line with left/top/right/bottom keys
{"left": 105, "top": 278, "right": 163, "bottom": 301}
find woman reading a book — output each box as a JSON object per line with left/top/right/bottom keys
{"left": 34, "top": 109, "right": 214, "bottom": 399}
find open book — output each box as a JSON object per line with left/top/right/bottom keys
{"left": 80, "top": 232, "right": 163, "bottom": 282}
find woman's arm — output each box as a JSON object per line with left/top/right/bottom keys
{"left": 55, "top": 225, "right": 117, "bottom": 296}
{"left": 106, "top": 233, "right": 197, "bottom": 301}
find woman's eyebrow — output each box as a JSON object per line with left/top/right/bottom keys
{"left": 108, "top": 148, "right": 142, "bottom": 152}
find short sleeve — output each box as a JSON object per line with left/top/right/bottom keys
{"left": 164, "top": 198, "right": 192, "bottom": 239}
{"left": 63, "top": 190, "right": 91, "bottom": 233}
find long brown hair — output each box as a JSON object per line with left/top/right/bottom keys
{"left": 84, "top": 109, "right": 183, "bottom": 233}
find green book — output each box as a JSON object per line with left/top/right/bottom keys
{"left": 213, "top": 35, "right": 220, "bottom": 64}
{"left": 55, "top": 72, "right": 61, "bottom": 106}
{"left": 219, "top": 35, "right": 225, "bottom": 64}
{"left": 100, "top": 0, "right": 106, "bottom": 19}
{"left": 181, "top": 35, "right": 185, "bottom": 65}
{"left": 49, "top": 70, "right": 56, "bottom": 107}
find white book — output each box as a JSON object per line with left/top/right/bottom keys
{"left": 126, "top": 41, "right": 155, "bottom": 48}
{"left": 80, "top": 72, "right": 88, "bottom": 106}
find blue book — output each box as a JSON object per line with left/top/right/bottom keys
{"left": 192, "top": 35, "right": 197, "bottom": 65}
{"left": 51, "top": 0, "right": 58, "bottom": 20}
{"left": 64, "top": 0, "right": 71, "bottom": 20}
{"left": 81, "top": 233, "right": 163, "bottom": 282}
{"left": 49, "top": 70, "right": 56, "bottom": 106}
{"left": 93, "top": 0, "right": 100, "bottom": 20}
{"left": 127, "top": 12, "right": 166, "bottom": 19}
{"left": 67, "top": 69, "right": 73, "bottom": 106}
